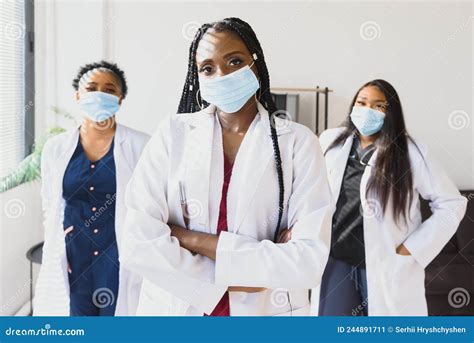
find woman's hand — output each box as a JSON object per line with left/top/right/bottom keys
{"left": 169, "top": 225, "right": 193, "bottom": 248}
{"left": 396, "top": 243, "right": 411, "bottom": 256}
{"left": 169, "top": 224, "right": 267, "bottom": 293}
{"left": 277, "top": 228, "right": 292, "bottom": 243}
{"left": 169, "top": 224, "right": 219, "bottom": 260}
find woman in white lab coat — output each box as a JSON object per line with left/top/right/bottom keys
{"left": 316, "top": 79, "right": 467, "bottom": 316}
{"left": 118, "top": 17, "right": 333, "bottom": 316}
{"left": 34, "top": 61, "right": 149, "bottom": 316}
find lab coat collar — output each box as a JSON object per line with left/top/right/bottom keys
{"left": 342, "top": 133, "right": 379, "bottom": 167}
{"left": 183, "top": 102, "right": 287, "bottom": 233}
{"left": 200, "top": 102, "right": 292, "bottom": 137}
{"left": 62, "top": 120, "right": 127, "bottom": 149}
{"left": 331, "top": 133, "right": 379, "bottom": 205}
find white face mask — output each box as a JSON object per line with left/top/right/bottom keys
{"left": 198, "top": 62, "right": 259, "bottom": 113}
{"left": 79, "top": 91, "right": 120, "bottom": 122}
{"left": 350, "top": 106, "right": 385, "bottom": 136}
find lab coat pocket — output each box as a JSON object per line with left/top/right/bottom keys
{"left": 136, "top": 278, "right": 171, "bottom": 316}
{"left": 181, "top": 172, "right": 208, "bottom": 229}
{"left": 391, "top": 253, "right": 426, "bottom": 315}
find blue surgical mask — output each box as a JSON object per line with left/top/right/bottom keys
{"left": 79, "top": 91, "right": 120, "bottom": 122}
{"left": 198, "top": 63, "right": 259, "bottom": 113}
{"left": 350, "top": 106, "right": 385, "bottom": 136}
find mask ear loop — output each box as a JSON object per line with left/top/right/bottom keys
{"left": 251, "top": 53, "right": 262, "bottom": 103}
{"left": 191, "top": 84, "right": 204, "bottom": 110}
{"left": 254, "top": 80, "right": 262, "bottom": 103}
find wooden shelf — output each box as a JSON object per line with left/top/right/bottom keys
{"left": 271, "top": 87, "right": 333, "bottom": 93}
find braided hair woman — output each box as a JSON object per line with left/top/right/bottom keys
{"left": 120, "top": 18, "right": 333, "bottom": 316}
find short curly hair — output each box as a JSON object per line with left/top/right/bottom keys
{"left": 72, "top": 60, "right": 128, "bottom": 98}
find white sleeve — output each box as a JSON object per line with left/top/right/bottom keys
{"left": 318, "top": 129, "right": 332, "bottom": 153}
{"left": 40, "top": 140, "right": 53, "bottom": 214}
{"left": 215, "top": 130, "right": 334, "bottom": 290}
{"left": 119, "top": 119, "right": 227, "bottom": 315}
{"left": 403, "top": 146, "right": 467, "bottom": 268}
{"left": 34, "top": 138, "right": 70, "bottom": 316}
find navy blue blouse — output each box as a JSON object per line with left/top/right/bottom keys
{"left": 62, "top": 136, "right": 119, "bottom": 298}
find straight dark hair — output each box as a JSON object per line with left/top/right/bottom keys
{"left": 326, "top": 79, "right": 414, "bottom": 223}
{"left": 177, "top": 18, "right": 284, "bottom": 241}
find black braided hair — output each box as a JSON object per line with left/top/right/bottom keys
{"left": 72, "top": 60, "right": 128, "bottom": 98}
{"left": 178, "top": 18, "right": 284, "bottom": 242}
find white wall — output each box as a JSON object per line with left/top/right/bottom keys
{"left": 0, "top": 0, "right": 467, "bottom": 316}
{"left": 35, "top": 0, "right": 473, "bottom": 189}
{"left": 0, "top": 182, "right": 43, "bottom": 315}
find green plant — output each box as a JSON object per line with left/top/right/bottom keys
{"left": 0, "top": 108, "right": 74, "bottom": 193}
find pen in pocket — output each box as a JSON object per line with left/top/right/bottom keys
{"left": 179, "top": 181, "right": 190, "bottom": 229}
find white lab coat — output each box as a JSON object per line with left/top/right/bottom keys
{"left": 33, "top": 123, "right": 149, "bottom": 316}
{"left": 118, "top": 102, "right": 334, "bottom": 316}
{"left": 314, "top": 127, "right": 467, "bottom": 316}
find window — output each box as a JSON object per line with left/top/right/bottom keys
{"left": 0, "top": 0, "right": 34, "bottom": 179}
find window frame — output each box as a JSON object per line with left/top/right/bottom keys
{"left": 24, "top": 0, "right": 35, "bottom": 156}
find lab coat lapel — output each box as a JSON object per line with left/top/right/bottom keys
{"left": 54, "top": 126, "right": 80, "bottom": 163}
{"left": 329, "top": 134, "right": 354, "bottom": 203}
{"left": 359, "top": 148, "right": 380, "bottom": 223}
{"left": 114, "top": 124, "right": 133, "bottom": 175}
{"left": 47, "top": 125, "right": 80, "bottom": 304}
{"left": 230, "top": 104, "right": 277, "bottom": 234}
{"left": 113, "top": 124, "right": 133, "bottom": 246}
{"left": 49, "top": 126, "right": 79, "bottom": 216}
{"left": 183, "top": 106, "right": 215, "bottom": 229}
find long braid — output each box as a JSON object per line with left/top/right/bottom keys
{"left": 177, "top": 18, "right": 285, "bottom": 242}
{"left": 178, "top": 24, "right": 212, "bottom": 113}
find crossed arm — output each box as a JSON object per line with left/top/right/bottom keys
{"left": 168, "top": 225, "right": 293, "bottom": 292}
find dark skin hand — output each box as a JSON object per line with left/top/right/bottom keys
{"left": 169, "top": 29, "right": 293, "bottom": 292}
{"left": 355, "top": 86, "right": 410, "bottom": 256}
{"left": 169, "top": 225, "right": 292, "bottom": 292}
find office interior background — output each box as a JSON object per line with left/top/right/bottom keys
{"left": 0, "top": 0, "right": 472, "bottom": 316}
